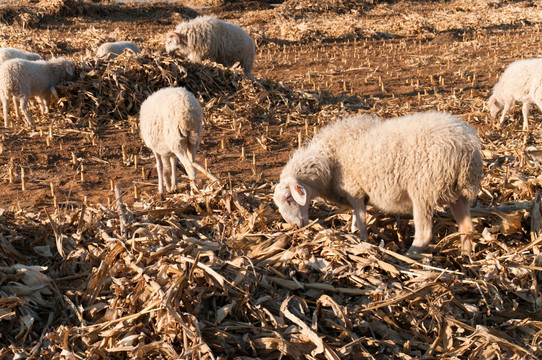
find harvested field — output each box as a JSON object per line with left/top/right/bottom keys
{"left": 2, "top": 0, "right": 542, "bottom": 359}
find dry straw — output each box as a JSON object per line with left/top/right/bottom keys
{"left": 2, "top": 0, "right": 542, "bottom": 359}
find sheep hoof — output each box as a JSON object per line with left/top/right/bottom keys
{"left": 460, "top": 236, "right": 473, "bottom": 256}
{"left": 406, "top": 246, "right": 430, "bottom": 260}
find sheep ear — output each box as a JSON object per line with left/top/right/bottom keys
{"left": 65, "top": 62, "right": 74, "bottom": 76}
{"left": 289, "top": 181, "right": 307, "bottom": 206}
{"left": 167, "top": 32, "right": 183, "bottom": 45}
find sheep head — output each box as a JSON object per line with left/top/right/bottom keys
{"left": 487, "top": 95, "right": 503, "bottom": 119}
{"left": 273, "top": 178, "right": 312, "bottom": 229}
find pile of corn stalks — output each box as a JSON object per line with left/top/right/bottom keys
{"left": 60, "top": 52, "right": 320, "bottom": 126}
{"left": 1, "top": 170, "right": 542, "bottom": 358}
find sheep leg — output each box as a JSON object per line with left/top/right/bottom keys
{"left": 450, "top": 196, "right": 474, "bottom": 256}
{"left": 168, "top": 156, "right": 177, "bottom": 193}
{"left": 19, "top": 98, "right": 34, "bottom": 127}
{"left": 175, "top": 150, "right": 196, "bottom": 182}
{"left": 187, "top": 143, "right": 200, "bottom": 188}
{"left": 407, "top": 202, "right": 433, "bottom": 255}
{"left": 49, "top": 86, "right": 59, "bottom": 100}
{"left": 348, "top": 196, "right": 368, "bottom": 240}
{"left": 153, "top": 152, "right": 165, "bottom": 195}
{"left": 12, "top": 96, "right": 18, "bottom": 120}
{"left": 534, "top": 99, "right": 542, "bottom": 127}
{"left": 188, "top": 142, "right": 197, "bottom": 163}
{"left": 522, "top": 102, "right": 531, "bottom": 131}
{"left": 161, "top": 154, "right": 173, "bottom": 193}
{"left": 499, "top": 102, "right": 511, "bottom": 126}
{"left": 1, "top": 97, "right": 8, "bottom": 128}
{"left": 37, "top": 95, "right": 50, "bottom": 114}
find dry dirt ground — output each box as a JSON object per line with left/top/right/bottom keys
{"left": 3, "top": 0, "right": 542, "bottom": 359}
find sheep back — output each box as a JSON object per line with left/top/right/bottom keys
{"left": 0, "top": 47, "right": 42, "bottom": 66}
{"left": 490, "top": 58, "right": 542, "bottom": 107}
{"left": 96, "top": 41, "right": 141, "bottom": 58}
{"left": 139, "top": 87, "right": 203, "bottom": 157}
{"left": 168, "top": 16, "right": 255, "bottom": 74}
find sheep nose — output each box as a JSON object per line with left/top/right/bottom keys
{"left": 293, "top": 224, "right": 300, "bottom": 230}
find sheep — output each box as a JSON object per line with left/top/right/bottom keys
{"left": 0, "top": 57, "right": 75, "bottom": 128}
{"left": 96, "top": 41, "right": 141, "bottom": 59}
{"left": 0, "top": 47, "right": 42, "bottom": 66}
{"left": 0, "top": 48, "right": 44, "bottom": 121}
{"left": 139, "top": 87, "right": 203, "bottom": 194}
{"left": 165, "top": 15, "right": 255, "bottom": 76}
{"left": 273, "top": 111, "right": 483, "bottom": 256}
{"left": 488, "top": 58, "right": 542, "bottom": 131}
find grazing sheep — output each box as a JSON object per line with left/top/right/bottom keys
{"left": 0, "top": 57, "right": 75, "bottom": 128}
{"left": 0, "top": 47, "right": 42, "bottom": 66}
{"left": 488, "top": 58, "right": 542, "bottom": 130}
{"left": 274, "top": 112, "right": 483, "bottom": 256}
{"left": 140, "top": 87, "right": 203, "bottom": 194}
{"left": 96, "top": 41, "right": 141, "bottom": 59}
{"left": 165, "top": 16, "right": 255, "bottom": 75}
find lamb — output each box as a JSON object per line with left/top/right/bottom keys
{"left": 139, "top": 87, "right": 203, "bottom": 194}
{"left": 0, "top": 57, "right": 75, "bottom": 127}
{"left": 273, "top": 111, "right": 483, "bottom": 256}
{"left": 0, "top": 47, "right": 42, "bottom": 65}
{"left": 96, "top": 41, "right": 141, "bottom": 59}
{"left": 488, "top": 58, "right": 542, "bottom": 131}
{"left": 165, "top": 16, "right": 255, "bottom": 76}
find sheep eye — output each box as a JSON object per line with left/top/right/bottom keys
{"left": 285, "top": 195, "right": 294, "bottom": 205}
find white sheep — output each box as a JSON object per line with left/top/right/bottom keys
{"left": 0, "top": 57, "right": 75, "bottom": 128}
{"left": 274, "top": 112, "right": 483, "bottom": 256}
{"left": 140, "top": 87, "right": 203, "bottom": 194}
{"left": 0, "top": 48, "right": 44, "bottom": 122}
{"left": 488, "top": 58, "right": 542, "bottom": 131}
{"left": 165, "top": 16, "right": 255, "bottom": 76}
{"left": 0, "top": 47, "right": 42, "bottom": 65}
{"left": 96, "top": 41, "right": 141, "bottom": 59}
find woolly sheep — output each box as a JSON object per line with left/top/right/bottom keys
{"left": 0, "top": 47, "right": 42, "bottom": 65}
{"left": 140, "top": 87, "right": 203, "bottom": 194}
{"left": 165, "top": 16, "right": 255, "bottom": 76}
{"left": 488, "top": 58, "right": 542, "bottom": 131}
{"left": 0, "top": 57, "right": 75, "bottom": 128}
{"left": 274, "top": 111, "right": 483, "bottom": 256}
{"left": 96, "top": 41, "right": 141, "bottom": 59}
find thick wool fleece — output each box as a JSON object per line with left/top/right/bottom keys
{"left": 139, "top": 86, "right": 203, "bottom": 193}
{"left": 166, "top": 16, "right": 255, "bottom": 75}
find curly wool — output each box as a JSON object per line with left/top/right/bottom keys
{"left": 167, "top": 16, "right": 255, "bottom": 75}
